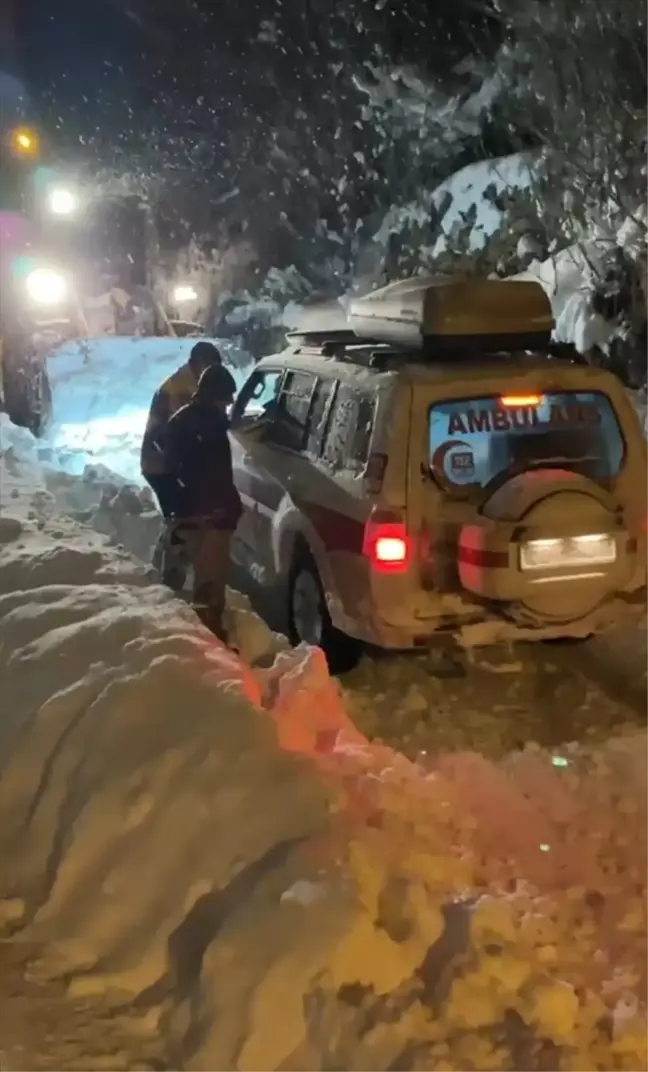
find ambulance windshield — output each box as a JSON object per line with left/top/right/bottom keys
{"left": 428, "top": 391, "right": 625, "bottom": 490}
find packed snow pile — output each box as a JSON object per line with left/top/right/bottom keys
{"left": 0, "top": 416, "right": 646, "bottom": 1068}
{"left": 43, "top": 336, "right": 254, "bottom": 483}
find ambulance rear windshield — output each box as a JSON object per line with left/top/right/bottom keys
{"left": 428, "top": 391, "right": 625, "bottom": 490}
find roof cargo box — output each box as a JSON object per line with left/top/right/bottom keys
{"left": 347, "top": 277, "right": 554, "bottom": 353}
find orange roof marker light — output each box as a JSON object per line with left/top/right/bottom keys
{"left": 8, "top": 126, "right": 41, "bottom": 159}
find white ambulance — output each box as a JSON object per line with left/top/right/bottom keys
{"left": 229, "top": 277, "right": 647, "bottom": 668}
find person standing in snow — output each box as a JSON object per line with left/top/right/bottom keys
{"left": 161, "top": 362, "right": 241, "bottom": 639}
{"left": 140, "top": 340, "right": 224, "bottom": 518}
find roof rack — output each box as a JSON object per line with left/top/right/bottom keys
{"left": 286, "top": 329, "right": 405, "bottom": 368}
{"left": 286, "top": 329, "right": 361, "bottom": 347}
{"left": 286, "top": 278, "right": 588, "bottom": 367}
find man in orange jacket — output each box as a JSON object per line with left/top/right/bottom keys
{"left": 140, "top": 340, "right": 223, "bottom": 517}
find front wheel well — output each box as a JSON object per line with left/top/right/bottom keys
{"left": 286, "top": 539, "right": 362, "bottom": 672}
{"left": 290, "top": 534, "right": 313, "bottom": 570}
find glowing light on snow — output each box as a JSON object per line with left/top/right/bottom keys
{"left": 53, "top": 410, "right": 149, "bottom": 447}
{"left": 45, "top": 337, "right": 253, "bottom": 481}
{"left": 49, "top": 409, "right": 151, "bottom": 481}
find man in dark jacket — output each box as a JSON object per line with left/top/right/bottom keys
{"left": 161, "top": 362, "right": 241, "bottom": 638}
{"left": 140, "top": 340, "right": 224, "bottom": 519}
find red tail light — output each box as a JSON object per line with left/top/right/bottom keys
{"left": 363, "top": 517, "right": 411, "bottom": 573}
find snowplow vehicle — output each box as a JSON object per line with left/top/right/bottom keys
{"left": 229, "top": 276, "right": 647, "bottom": 663}
{"left": 0, "top": 123, "right": 86, "bottom": 435}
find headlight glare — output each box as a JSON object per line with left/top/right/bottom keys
{"left": 47, "top": 187, "right": 79, "bottom": 217}
{"left": 25, "top": 268, "right": 68, "bottom": 306}
{"left": 173, "top": 284, "right": 198, "bottom": 304}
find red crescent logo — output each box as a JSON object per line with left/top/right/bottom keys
{"left": 431, "top": 439, "right": 472, "bottom": 478}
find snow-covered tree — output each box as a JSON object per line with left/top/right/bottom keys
{"left": 498, "top": 0, "right": 646, "bottom": 239}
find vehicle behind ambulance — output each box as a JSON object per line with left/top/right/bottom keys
{"left": 229, "top": 276, "right": 647, "bottom": 666}
{"left": 0, "top": 117, "right": 87, "bottom": 433}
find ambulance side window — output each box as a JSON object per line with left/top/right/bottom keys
{"left": 323, "top": 385, "right": 376, "bottom": 472}
{"left": 352, "top": 394, "right": 377, "bottom": 466}
{"left": 232, "top": 369, "right": 283, "bottom": 423}
{"left": 305, "top": 377, "right": 336, "bottom": 457}
{"left": 267, "top": 370, "right": 317, "bottom": 452}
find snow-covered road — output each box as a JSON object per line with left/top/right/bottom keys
{"left": 343, "top": 632, "right": 646, "bottom": 761}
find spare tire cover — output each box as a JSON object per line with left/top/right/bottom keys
{"left": 482, "top": 469, "right": 621, "bottom": 623}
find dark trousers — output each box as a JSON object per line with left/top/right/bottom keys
{"left": 158, "top": 519, "right": 233, "bottom": 638}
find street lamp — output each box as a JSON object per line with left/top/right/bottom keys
{"left": 9, "top": 126, "right": 41, "bottom": 159}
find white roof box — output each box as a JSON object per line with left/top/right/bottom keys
{"left": 347, "top": 276, "right": 554, "bottom": 351}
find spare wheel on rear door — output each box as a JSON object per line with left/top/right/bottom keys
{"left": 458, "top": 469, "right": 631, "bottom": 625}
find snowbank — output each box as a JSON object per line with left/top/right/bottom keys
{"left": 0, "top": 422, "right": 353, "bottom": 1068}
{"left": 1, "top": 420, "right": 646, "bottom": 1069}
{"left": 44, "top": 336, "right": 254, "bottom": 482}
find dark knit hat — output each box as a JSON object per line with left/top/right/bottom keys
{"left": 195, "top": 362, "right": 237, "bottom": 403}
{"left": 189, "top": 340, "right": 222, "bottom": 370}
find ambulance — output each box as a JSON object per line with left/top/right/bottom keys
{"left": 229, "top": 277, "right": 647, "bottom": 666}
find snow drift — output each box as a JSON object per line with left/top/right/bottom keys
{"left": 0, "top": 418, "right": 646, "bottom": 1069}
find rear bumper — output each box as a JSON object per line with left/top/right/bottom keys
{"left": 337, "top": 590, "right": 647, "bottom": 651}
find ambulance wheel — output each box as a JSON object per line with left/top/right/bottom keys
{"left": 287, "top": 551, "right": 361, "bottom": 673}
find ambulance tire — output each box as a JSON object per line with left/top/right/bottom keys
{"left": 287, "top": 550, "right": 361, "bottom": 674}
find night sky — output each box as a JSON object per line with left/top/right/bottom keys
{"left": 18, "top": 0, "right": 498, "bottom": 155}
{"left": 14, "top": 0, "right": 501, "bottom": 251}
{"left": 20, "top": 0, "right": 155, "bottom": 157}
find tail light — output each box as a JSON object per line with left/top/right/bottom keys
{"left": 363, "top": 514, "right": 411, "bottom": 573}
